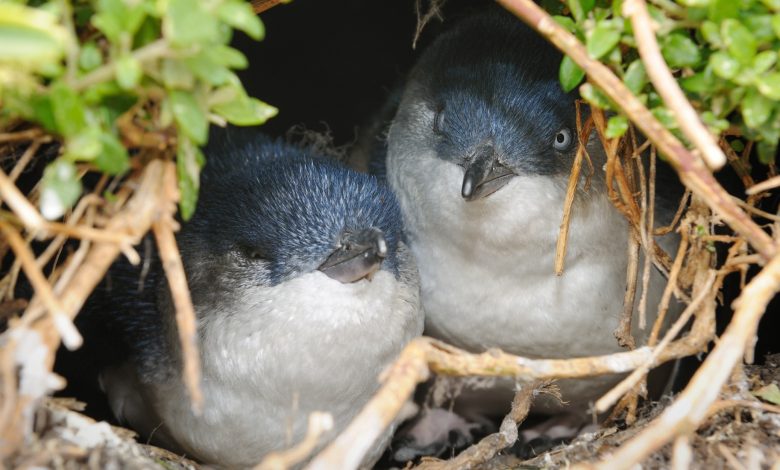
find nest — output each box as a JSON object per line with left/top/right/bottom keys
{"left": 1, "top": 0, "right": 780, "bottom": 469}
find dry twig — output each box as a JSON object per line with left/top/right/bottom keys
{"left": 624, "top": 0, "right": 725, "bottom": 170}
{"left": 583, "top": 250, "right": 780, "bottom": 470}
{"left": 496, "top": 0, "right": 775, "bottom": 261}
{"left": 256, "top": 412, "right": 334, "bottom": 470}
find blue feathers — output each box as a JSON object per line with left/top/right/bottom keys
{"left": 412, "top": 9, "right": 578, "bottom": 176}
{"left": 183, "top": 129, "right": 404, "bottom": 285}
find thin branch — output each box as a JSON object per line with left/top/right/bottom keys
{"left": 251, "top": 0, "right": 284, "bottom": 14}
{"left": 596, "top": 270, "right": 717, "bottom": 413}
{"left": 624, "top": 0, "right": 725, "bottom": 170}
{"left": 554, "top": 112, "right": 591, "bottom": 275}
{"left": 256, "top": 412, "right": 334, "bottom": 470}
{"left": 746, "top": 175, "right": 780, "bottom": 195}
{"left": 72, "top": 40, "right": 170, "bottom": 91}
{"left": 0, "top": 168, "right": 45, "bottom": 232}
{"left": 8, "top": 137, "right": 50, "bottom": 182}
{"left": 584, "top": 250, "right": 780, "bottom": 470}
{"left": 153, "top": 216, "right": 203, "bottom": 412}
{"left": 0, "top": 129, "right": 43, "bottom": 144}
{"left": 0, "top": 222, "right": 82, "bottom": 350}
{"left": 413, "top": 382, "right": 537, "bottom": 470}
{"left": 496, "top": 0, "right": 776, "bottom": 261}
{"left": 615, "top": 233, "right": 639, "bottom": 350}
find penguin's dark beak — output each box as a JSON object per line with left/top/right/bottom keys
{"left": 461, "top": 144, "right": 515, "bottom": 201}
{"left": 318, "top": 228, "right": 387, "bottom": 283}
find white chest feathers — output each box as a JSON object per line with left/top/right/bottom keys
{"left": 390, "top": 154, "right": 665, "bottom": 360}
{"left": 104, "top": 269, "right": 422, "bottom": 468}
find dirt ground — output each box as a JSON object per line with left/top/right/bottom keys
{"left": 7, "top": 356, "right": 779, "bottom": 469}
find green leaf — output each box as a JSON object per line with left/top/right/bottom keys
{"left": 568, "top": 0, "right": 595, "bottom": 22}
{"left": 755, "top": 384, "right": 780, "bottom": 405}
{"left": 730, "top": 139, "right": 745, "bottom": 152}
{"left": 161, "top": 59, "right": 195, "bottom": 89}
{"left": 708, "top": 0, "right": 738, "bottom": 22}
{"left": 756, "top": 72, "right": 780, "bottom": 99}
{"left": 217, "top": 0, "right": 264, "bottom": 40}
{"left": 553, "top": 15, "right": 577, "bottom": 33}
{"left": 761, "top": 0, "right": 780, "bottom": 10}
{"left": 212, "top": 95, "right": 278, "bottom": 126}
{"left": 66, "top": 130, "right": 102, "bottom": 160}
{"left": 586, "top": 23, "right": 621, "bottom": 60}
{"left": 721, "top": 19, "right": 757, "bottom": 63}
{"left": 30, "top": 95, "right": 57, "bottom": 132}
{"left": 0, "top": 24, "right": 64, "bottom": 68}
{"left": 559, "top": 56, "right": 585, "bottom": 93}
{"left": 680, "top": 70, "right": 715, "bottom": 93}
{"left": 184, "top": 54, "right": 234, "bottom": 86}
{"left": 662, "top": 34, "right": 701, "bottom": 68}
{"left": 624, "top": 60, "right": 647, "bottom": 94}
{"left": 209, "top": 45, "right": 248, "bottom": 69}
{"left": 651, "top": 106, "right": 677, "bottom": 129}
{"left": 164, "top": 0, "right": 219, "bottom": 47}
{"left": 606, "top": 115, "right": 629, "bottom": 138}
{"left": 94, "top": 132, "right": 129, "bottom": 175}
{"left": 700, "top": 21, "right": 722, "bottom": 47}
{"left": 170, "top": 90, "right": 208, "bottom": 144}
{"left": 753, "top": 50, "right": 777, "bottom": 74}
{"left": 580, "top": 83, "right": 613, "bottom": 109}
{"left": 40, "top": 159, "right": 82, "bottom": 220}
{"left": 742, "top": 89, "right": 773, "bottom": 127}
{"left": 710, "top": 52, "right": 740, "bottom": 79}
{"left": 92, "top": 0, "right": 147, "bottom": 43}
{"left": 757, "top": 140, "right": 778, "bottom": 164}
{"left": 50, "top": 82, "right": 88, "bottom": 137}
{"left": 115, "top": 55, "right": 142, "bottom": 90}
{"left": 744, "top": 15, "right": 776, "bottom": 43}
{"left": 78, "top": 42, "right": 102, "bottom": 71}
{"left": 176, "top": 137, "right": 204, "bottom": 221}
{"left": 678, "top": 0, "right": 710, "bottom": 6}
{"left": 772, "top": 14, "right": 780, "bottom": 39}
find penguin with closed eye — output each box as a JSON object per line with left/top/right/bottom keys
{"left": 84, "top": 128, "right": 422, "bottom": 467}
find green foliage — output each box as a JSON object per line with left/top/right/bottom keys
{"left": 552, "top": 0, "right": 780, "bottom": 164}
{"left": 0, "top": 0, "right": 277, "bottom": 220}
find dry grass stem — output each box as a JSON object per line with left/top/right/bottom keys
{"left": 8, "top": 137, "right": 51, "bottom": 182}
{"left": 0, "top": 222, "right": 82, "bottom": 350}
{"left": 0, "top": 129, "right": 43, "bottom": 143}
{"left": 596, "top": 270, "right": 717, "bottom": 413}
{"left": 251, "top": 0, "right": 283, "bottom": 14}
{"left": 554, "top": 113, "right": 592, "bottom": 275}
{"left": 152, "top": 217, "right": 203, "bottom": 412}
{"left": 655, "top": 189, "right": 690, "bottom": 236}
{"left": 584, "top": 250, "right": 780, "bottom": 470}
{"left": 496, "top": 0, "right": 775, "bottom": 260}
{"left": 615, "top": 234, "right": 639, "bottom": 350}
{"left": 255, "top": 412, "right": 334, "bottom": 470}
{"left": 745, "top": 175, "right": 780, "bottom": 195}
{"left": 671, "top": 435, "right": 693, "bottom": 470}
{"left": 624, "top": 0, "right": 725, "bottom": 169}
{"left": 414, "top": 382, "right": 538, "bottom": 470}
{"left": 0, "top": 167, "right": 45, "bottom": 232}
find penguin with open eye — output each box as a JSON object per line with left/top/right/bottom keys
{"left": 381, "top": 6, "right": 681, "bottom": 456}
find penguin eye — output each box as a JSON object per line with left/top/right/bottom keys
{"left": 433, "top": 107, "right": 445, "bottom": 135}
{"left": 553, "top": 128, "right": 573, "bottom": 151}
{"left": 239, "top": 244, "right": 269, "bottom": 262}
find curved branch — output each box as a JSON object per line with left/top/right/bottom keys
{"left": 624, "top": 0, "right": 725, "bottom": 170}
{"left": 495, "top": 0, "right": 776, "bottom": 261}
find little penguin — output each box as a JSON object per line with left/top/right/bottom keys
{"left": 384, "top": 7, "right": 680, "bottom": 425}
{"left": 87, "top": 128, "right": 423, "bottom": 467}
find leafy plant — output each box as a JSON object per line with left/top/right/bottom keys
{"left": 0, "top": 0, "right": 277, "bottom": 220}
{"left": 552, "top": 0, "right": 780, "bottom": 164}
